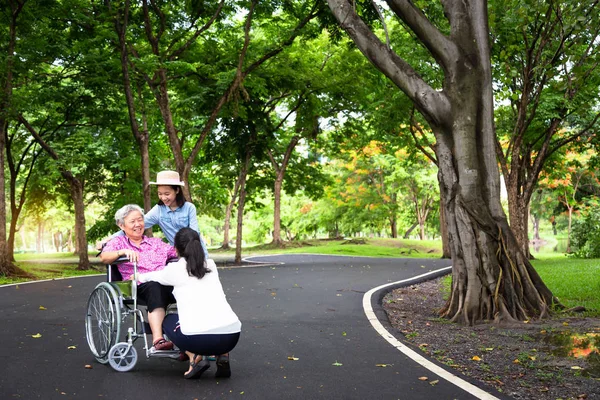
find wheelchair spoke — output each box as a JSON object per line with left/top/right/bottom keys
{"left": 86, "top": 283, "right": 121, "bottom": 363}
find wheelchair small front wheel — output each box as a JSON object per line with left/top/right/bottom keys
{"left": 108, "top": 343, "right": 138, "bottom": 372}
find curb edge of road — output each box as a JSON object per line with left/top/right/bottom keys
{"left": 364, "top": 267, "right": 511, "bottom": 400}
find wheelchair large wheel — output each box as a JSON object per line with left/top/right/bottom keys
{"left": 85, "top": 282, "right": 122, "bottom": 364}
{"left": 108, "top": 342, "right": 138, "bottom": 372}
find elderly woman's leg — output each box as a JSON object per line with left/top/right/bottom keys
{"left": 148, "top": 307, "right": 167, "bottom": 346}
{"left": 138, "top": 282, "right": 175, "bottom": 350}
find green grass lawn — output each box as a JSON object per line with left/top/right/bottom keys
{"left": 530, "top": 256, "right": 600, "bottom": 315}
{"left": 0, "top": 252, "right": 103, "bottom": 285}
{"left": 2, "top": 240, "right": 598, "bottom": 316}
{"left": 211, "top": 238, "right": 443, "bottom": 258}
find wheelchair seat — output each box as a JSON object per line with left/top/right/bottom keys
{"left": 105, "top": 259, "right": 145, "bottom": 306}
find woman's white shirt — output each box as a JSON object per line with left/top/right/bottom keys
{"left": 138, "top": 259, "right": 241, "bottom": 335}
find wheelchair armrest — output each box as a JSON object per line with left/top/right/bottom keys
{"left": 105, "top": 256, "right": 129, "bottom": 282}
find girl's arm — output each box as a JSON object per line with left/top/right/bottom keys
{"left": 186, "top": 202, "right": 209, "bottom": 258}
{"left": 186, "top": 202, "right": 200, "bottom": 233}
{"left": 144, "top": 204, "right": 160, "bottom": 230}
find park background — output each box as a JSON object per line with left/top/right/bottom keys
{"left": 0, "top": 0, "right": 599, "bottom": 316}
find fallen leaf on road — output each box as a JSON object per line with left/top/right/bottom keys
{"left": 68, "top": 346, "right": 77, "bottom": 350}
{"left": 39, "top": 306, "right": 47, "bottom": 310}
{"left": 84, "top": 365, "right": 93, "bottom": 369}
{"left": 375, "top": 364, "right": 391, "bottom": 367}
{"left": 332, "top": 361, "right": 343, "bottom": 366}
{"left": 31, "top": 333, "right": 42, "bottom": 338}
{"left": 418, "top": 376, "right": 428, "bottom": 381}
{"left": 429, "top": 380, "right": 439, "bottom": 386}
{"left": 287, "top": 356, "right": 299, "bottom": 361}
{"left": 485, "top": 348, "right": 494, "bottom": 351}
{"left": 472, "top": 356, "right": 481, "bottom": 361}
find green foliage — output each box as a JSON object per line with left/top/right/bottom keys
{"left": 571, "top": 200, "right": 600, "bottom": 258}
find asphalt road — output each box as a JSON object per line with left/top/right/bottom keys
{"left": 0, "top": 254, "right": 500, "bottom": 400}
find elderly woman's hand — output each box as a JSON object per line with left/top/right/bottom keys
{"left": 118, "top": 249, "right": 140, "bottom": 264}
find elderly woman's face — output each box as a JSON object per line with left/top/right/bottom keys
{"left": 119, "top": 210, "right": 145, "bottom": 240}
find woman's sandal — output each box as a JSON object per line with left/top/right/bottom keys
{"left": 215, "top": 354, "right": 231, "bottom": 378}
{"left": 152, "top": 338, "right": 174, "bottom": 351}
{"left": 184, "top": 355, "right": 210, "bottom": 380}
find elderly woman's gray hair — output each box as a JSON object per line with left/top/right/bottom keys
{"left": 115, "top": 204, "right": 144, "bottom": 226}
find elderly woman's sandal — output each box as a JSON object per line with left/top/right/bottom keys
{"left": 152, "top": 338, "right": 174, "bottom": 351}
{"left": 184, "top": 355, "right": 210, "bottom": 379}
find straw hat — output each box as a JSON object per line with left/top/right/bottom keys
{"left": 150, "top": 170, "right": 185, "bottom": 186}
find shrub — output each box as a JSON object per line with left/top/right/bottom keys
{"left": 571, "top": 205, "right": 600, "bottom": 258}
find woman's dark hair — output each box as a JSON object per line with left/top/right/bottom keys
{"left": 157, "top": 185, "right": 186, "bottom": 208}
{"left": 174, "top": 227, "right": 211, "bottom": 279}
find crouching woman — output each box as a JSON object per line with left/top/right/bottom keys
{"left": 137, "top": 227, "right": 241, "bottom": 379}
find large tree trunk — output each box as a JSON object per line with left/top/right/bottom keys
{"left": 506, "top": 181, "right": 532, "bottom": 258}
{"left": 222, "top": 198, "right": 235, "bottom": 250}
{"left": 221, "top": 162, "right": 246, "bottom": 250}
{"left": 267, "top": 130, "right": 300, "bottom": 247}
{"left": 234, "top": 149, "right": 252, "bottom": 264}
{"left": 6, "top": 130, "right": 38, "bottom": 262}
{"left": 389, "top": 215, "right": 397, "bottom": 238}
{"left": 235, "top": 186, "right": 247, "bottom": 265}
{"left": 439, "top": 195, "right": 451, "bottom": 258}
{"left": 0, "top": 0, "right": 29, "bottom": 277}
{"left": 0, "top": 121, "right": 19, "bottom": 275}
{"left": 272, "top": 178, "right": 284, "bottom": 245}
{"left": 566, "top": 206, "right": 573, "bottom": 253}
{"left": 532, "top": 215, "right": 541, "bottom": 241}
{"left": 327, "top": 0, "right": 558, "bottom": 324}
{"left": 63, "top": 172, "right": 90, "bottom": 270}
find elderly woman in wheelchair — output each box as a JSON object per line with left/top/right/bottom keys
{"left": 86, "top": 204, "right": 180, "bottom": 371}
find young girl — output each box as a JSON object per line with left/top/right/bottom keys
{"left": 137, "top": 227, "right": 241, "bottom": 379}
{"left": 146, "top": 170, "right": 209, "bottom": 259}
{"left": 103, "top": 170, "right": 209, "bottom": 258}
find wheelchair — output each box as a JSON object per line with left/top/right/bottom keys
{"left": 85, "top": 257, "right": 180, "bottom": 372}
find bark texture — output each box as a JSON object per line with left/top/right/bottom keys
{"left": 327, "top": 0, "right": 559, "bottom": 324}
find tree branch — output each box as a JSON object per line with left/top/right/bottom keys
{"left": 327, "top": 0, "right": 451, "bottom": 128}
{"left": 168, "top": 0, "right": 225, "bottom": 61}
{"left": 18, "top": 115, "right": 59, "bottom": 160}
{"left": 386, "top": 0, "right": 456, "bottom": 70}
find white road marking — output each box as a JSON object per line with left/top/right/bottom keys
{"left": 363, "top": 267, "right": 501, "bottom": 400}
